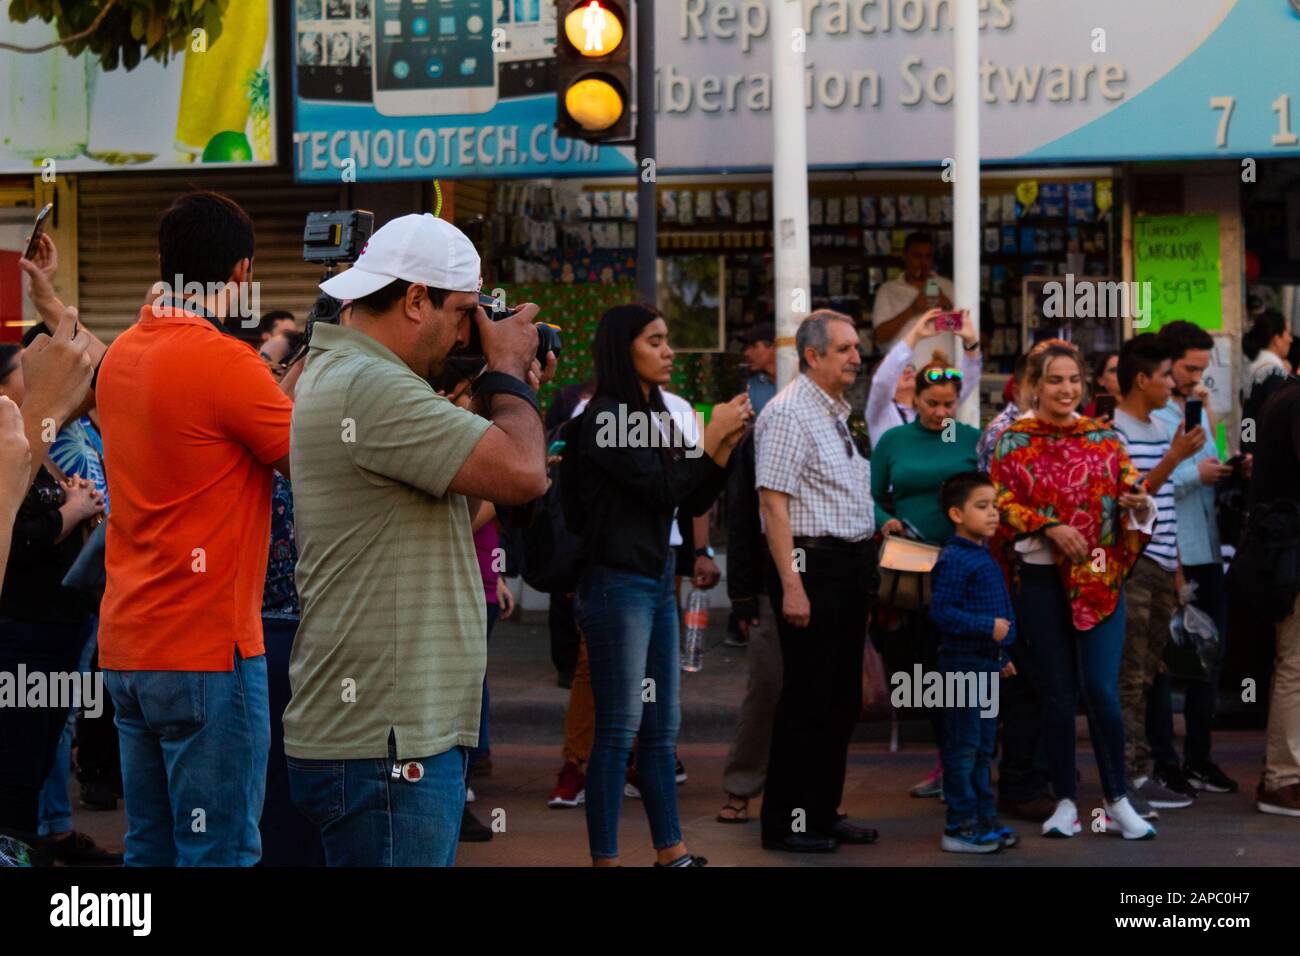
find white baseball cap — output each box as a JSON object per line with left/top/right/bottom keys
{"left": 319, "top": 213, "right": 481, "bottom": 300}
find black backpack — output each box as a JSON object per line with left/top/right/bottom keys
{"left": 501, "top": 416, "right": 585, "bottom": 594}
{"left": 1228, "top": 498, "right": 1300, "bottom": 623}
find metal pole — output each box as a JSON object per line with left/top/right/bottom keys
{"left": 953, "top": 0, "right": 982, "bottom": 426}
{"left": 771, "top": 0, "right": 811, "bottom": 390}
{"left": 635, "top": 0, "right": 656, "bottom": 305}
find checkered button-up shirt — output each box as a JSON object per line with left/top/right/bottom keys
{"left": 754, "top": 373, "right": 875, "bottom": 541}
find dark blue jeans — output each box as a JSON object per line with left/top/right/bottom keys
{"left": 1148, "top": 562, "right": 1227, "bottom": 769}
{"left": 259, "top": 617, "right": 325, "bottom": 867}
{"left": 1016, "top": 566, "right": 1128, "bottom": 803}
{"left": 576, "top": 558, "right": 682, "bottom": 860}
{"left": 939, "top": 651, "right": 1001, "bottom": 828}
{"left": 105, "top": 651, "right": 270, "bottom": 866}
{"left": 287, "top": 740, "right": 467, "bottom": 867}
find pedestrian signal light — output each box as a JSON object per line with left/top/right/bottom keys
{"left": 555, "top": 0, "right": 634, "bottom": 143}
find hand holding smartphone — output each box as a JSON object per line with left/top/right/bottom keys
{"left": 22, "top": 203, "right": 54, "bottom": 262}
{"left": 932, "top": 310, "right": 963, "bottom": 333}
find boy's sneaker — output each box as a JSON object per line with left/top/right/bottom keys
{"left": 941, "top": 825, "right": 1001, "bottom": 854}
{"left": 547, "top": 761, "right": 586, "bottom": 809}
{"left": 1185, "top": 761, "right": 1239, "bottom": 794}
{"left": 1256, "top": 782, "right": 1300, "bottom": 818}
{"left": 1133, "top": 775, "right": 1193, "bottom": 809}
{"left": 909, "top": 768, "right": 943, "bottom": 798}
{"left": 675, "top": 758, "right": 688, "bottom": 785}
{"left": 1153, "top": 763, "right": 1197, "bottom": 801}
{"left": 1041, "top": 798, "right": 1081, "bottom": 838}
{"left": 1124, "top": 786, "right": 1159, "bottom": 820}
{"left": 979, "top": 819, "right": 1019, "bottom": 849}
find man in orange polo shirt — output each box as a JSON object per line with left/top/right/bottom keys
{"left": 96, "top": 191, "right": 294, "bottom": 866}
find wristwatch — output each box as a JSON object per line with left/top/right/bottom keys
{"left": 694, "top": 546, "right": 715, "bottom": 559}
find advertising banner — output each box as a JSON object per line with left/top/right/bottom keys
{"left": 291, "top": 0, "right": 1300, "bottom": 182}
{"left": 0, "top": 0, "right": 278, "bottom": 173}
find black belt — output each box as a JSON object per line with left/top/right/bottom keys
{"left": 793, "top": 535, "right": 871, "bottom": 553}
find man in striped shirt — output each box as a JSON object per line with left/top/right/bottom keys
{"left": 1112, "top": 334, "right": 1205, "bottom": 817}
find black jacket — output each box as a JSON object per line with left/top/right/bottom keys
{"left": 725, "top": 429, "right": 775, "bottom": 619}
{"left": 565, "top": 396, "right": 729, "bottom": 579}
{"left": 1, "top": 468, "right": 93, "bottom": 624}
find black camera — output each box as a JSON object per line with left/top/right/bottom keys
{"left": 435, "top": 293, "right": 562, "bottom": 391}
{"left": 303, "top": 210, "right": 374, "bottom": 264}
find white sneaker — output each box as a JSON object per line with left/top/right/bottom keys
{"left": 1041, "top": 798, "right": 1081, "bottom": 838}
{"left": 1106, "top": 795, "right": 1156, "bottom": 840}
{"left": 466, "top": 786, "right": 476, "bottom": 804}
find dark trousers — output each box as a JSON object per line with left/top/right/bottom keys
{"left": 999, "top": 590, "right": 1052, "bottom": 804}
{"left": 468, "top": 603, "right": 499, "bottom": 772}
{"left": 0, "top": 617, "right": 90, "bottom": 840}
{"left": 1148, "top": 562, "right": 1228, "bottom": 769}
{"left": 548, "top": 593, "right": 580, "bottom": 682}
{"left": 259, "top": 617, "right": 325, "bottom": 867}
{"left": 75, "top": 638, "right": 121, "bottom": 793}
{"left": 761, "top": 543, "right": 873, "bottom": 840}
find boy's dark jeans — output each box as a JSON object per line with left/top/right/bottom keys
{"left": 939, "top": 651, "right": 1001, "bottom": 829}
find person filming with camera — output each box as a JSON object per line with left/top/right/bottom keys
{"left": 284, "top": 212, "right": 553, "bottom": 867}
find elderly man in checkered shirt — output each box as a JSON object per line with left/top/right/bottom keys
{"left": 754, "top": 309, "right": 881, "bottom": 854}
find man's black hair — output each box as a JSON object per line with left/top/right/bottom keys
{"left": 939, "top": 471, "right": 994, "bottom": 515}
{"left": 350, "top": 279, "right": 450, "bottom": 315}
{"left": 1156, "top": 320, "right": 1214, "bottom": 362}
{"left": 1118, "top": 333, "right": 1172, "bottom": 395}
{"left": 158, "top": 191, "right": 255, "bottom": 287}
{"left": 258, "top": 310, "right": 296, "bottom": 336}
{"left": 904, "top": 231, "right": 934, "bottom": 252}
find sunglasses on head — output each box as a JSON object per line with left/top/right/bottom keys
{"left": 921, "top": 367, "right": 963, "bottom": 384}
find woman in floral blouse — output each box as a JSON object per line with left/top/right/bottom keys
{"left": 990, "top": 339, "right": 1157, "bottom": 842}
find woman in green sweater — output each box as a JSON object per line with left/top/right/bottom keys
{"left": 871, "top": 348, "right": 981, "bottom": 798}
{"left": 871, "top": 350, "right": 982, "bottom": 543}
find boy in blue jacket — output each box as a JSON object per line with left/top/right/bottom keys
{"left": 930, "top": 472, "right": 1018, "bottom": 854}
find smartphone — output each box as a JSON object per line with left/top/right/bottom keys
{"left": 547, "top": 439, "right": 567, "bottom": 456}
{"left": 297, "top": 0, "right": 373, "bottom": 103}
{"left": 22, "top": 202, "right": 54, "bottom": 261}
{"left": 494, "top": 0, "right": 557, "bottom": 98}
{"left": 1184, "top": 398, "right": 1203, "bottom": 435}
{"left": 933, "top": 310, "right": 962, "bottom": 333}
{"left": 1224, "top": 453, "right": 1245, "bottom": 476}
{"left": 1094, "top": 393, "right": 1117, "bottom": 420}
{"left": 372, "top": 0, "right": 498, "bottom": 117}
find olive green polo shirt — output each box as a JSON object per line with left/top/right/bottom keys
{"left": 284, "top": 322, "right": 491, "bottom": 760}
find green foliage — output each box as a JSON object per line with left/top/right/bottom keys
{"left": 8, "top": 0, "right": 229, "bottom": 72}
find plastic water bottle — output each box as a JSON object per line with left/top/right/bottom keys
{"left": 682, "top": 588, "right": 708, "bottom": 672}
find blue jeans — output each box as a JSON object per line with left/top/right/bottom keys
{"left": 38, "top": 619, "right": 98, "bottom": 837}
{"left": 576, "top": 558, "right": 682, "bottom": 860}
{"left": 104, "top": 652, "right": 270, "bottom": 866}
{"left": 939, "top": 651, "right": 1000, "bottom": 828}
{"left": 1016, "top": 566, "right": 1128, "bottom": 803}
{"left": 287, "top": 740, "right": 467, "bottom": 867}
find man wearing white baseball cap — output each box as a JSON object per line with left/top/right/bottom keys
{"left": 284, "top": 213, "right": 553, "bottom": 866}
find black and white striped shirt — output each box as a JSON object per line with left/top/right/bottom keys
{"left": 1113, "top": 408, "right": 1178, "bottom": 572}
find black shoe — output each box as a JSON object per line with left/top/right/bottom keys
{"left": 78, "top": 779, "right": 118, "bottom": 812}
{"left": 823, "top": 818, "right": 879, "bottom": 845}
{"left": 723, "top": 629, "right": 749, "bottom": 648}
{"left": 45, "top": 832, "right": 123, "bottom": 866}
{"left": 557, "top": 672, "right": 574, "bottom": 689}
{"left": 654, "top": 853, "right": 709, "bottom": 867}
{"left": 1154, "top": 763, "right": 1198, "bottom": 800}
{"left": 762, "top": 833, "right": 839, "bottom": 853}
{"left": 459, "top": 807, "right": 493, "bottom": 842}
{"left": 1184, "top": 761, "right": 1239, "bottom": 794}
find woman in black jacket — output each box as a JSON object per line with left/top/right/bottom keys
{"left": 566, "top": 304, "right": 749, "bottom": 866}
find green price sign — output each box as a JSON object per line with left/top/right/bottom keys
{"left": 1133, "top": 214, "right": 1222, "bottom": 331}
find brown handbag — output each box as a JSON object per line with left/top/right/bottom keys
{"left": 876, "top": 535, "right": 941, "bottom": 611}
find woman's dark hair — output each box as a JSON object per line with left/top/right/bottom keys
{"left": 592, "top": 303, "right": 668, "bottom": 416}
{"left": 1091, "top": 350, "right": 1118, "bottom": 385}
{"left": 915, "top": 348, "right": 959, "bottom": 397}
{"left": 158, "top": 190, "right": 255, "bottom": 287}
{"left": 0, "top": 344, "right": 20, "bottom": 384}
{"left": 1243, "top": 310, "right": 1288, "bottom": 361}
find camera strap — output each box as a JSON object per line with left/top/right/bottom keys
{"left": 473, "top": 371, "right": 538, "bottom": 413}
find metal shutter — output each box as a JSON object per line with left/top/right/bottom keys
{"left": 77, "top": 170, "right": 343, "bottom": 341}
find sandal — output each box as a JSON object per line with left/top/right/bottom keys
{"left": 716, "top": 797, "right": 750, "bottom": 824}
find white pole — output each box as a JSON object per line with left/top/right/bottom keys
{"left": 771, "top": 0, "right": 810, "bottom": 391}
{"left": 954, "top": 0, "right": 982, "bottom": 426}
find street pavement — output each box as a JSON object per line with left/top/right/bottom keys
{"left": 66, "top": 612, "right": 1299, "bottom": 866}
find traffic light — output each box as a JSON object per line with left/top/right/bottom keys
{"left": 555, "top": 0, "right": 635, "bottom": 144}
